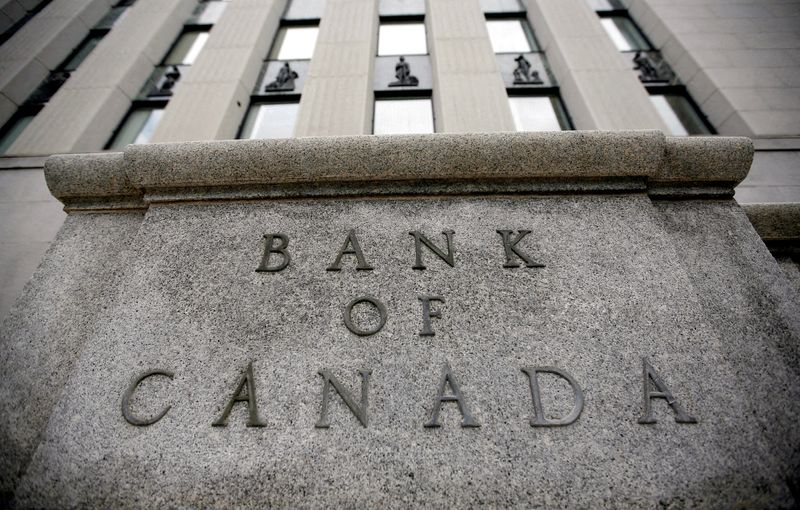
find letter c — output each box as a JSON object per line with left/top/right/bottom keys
{"left": 121, "top": 369, "right": 174, "bottom": 426}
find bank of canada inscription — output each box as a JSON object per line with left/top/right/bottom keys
{"left": 121, "top": 229, "right": 698, "bottom": 429}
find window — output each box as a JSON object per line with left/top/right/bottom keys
{"left": 480, "top": 0, "right": 524, "bottom": 15}
{"left": 373, "top": 98, "right": 433, "bottom": 135}
{"left": 584, "top": 0, "right": 624, "bottom": 12}
{"left": 508, "top": 96, "right": 571, "bottom": 132}
{"left": 270, "top": 26, "right": 319, "bottom": 60}
{"left": 378, "top": 23, "right": 427, "bottom": 56}
{"left": 0, "top": 114, "right": 37, "bottom": 155}
{"left": 239, "top": 103, "right": 299, "bottom": 139}
{"left": 106, "top": 2, "right": 221, "bottom": 149}
{"left": 599, "top": 16, "right": 651, "bottom": 52}
{"left": 164, "top": 30, "right": 210, "bottom": 66}
{"left": 107, "top": 107, "right": 164, "bottom": 149}
{"left": 649, "top": 94, "right": 711, "bottom": 136}
{"left": 284, "top": 0, "right": 326, "bottom": 20}
{"left": 0, "top": 0, "right": 136, "bottom": 154}
{"left": 62, "top": 35, "right": 104, "bottom": 72}
{"left": 593, "top": 7, "right": 714, "bottom": 135}
{"left": 189, "top": 0, "right": 228, "bottom": 26}
{"left": 379, "top": 0, "right": 425, "bottom": 17}
{"left": 486, "top": 19, "right": 538, "bottom": 53}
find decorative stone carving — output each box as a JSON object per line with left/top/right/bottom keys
{"left": 389, "top": 56, "right": 419, "bottom": 87}
{"left": 513, "top": 54, "right": 543, "bottom": 85}
{"left": 265, "top": 62, "right": 299, "bottom": 91}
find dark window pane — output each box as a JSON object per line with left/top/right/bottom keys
{"left": 0, "top": 115, "right": 36, "bottom": 155}
{"left": 108, "top": 107, "right": 164, "bottom": 149}
{"left": 650, "top": 94, "right": 710, "bottom": 136}
{"left": 62, "top": 35, "right": 103, "bottom": 72}
{"left": 164, "top": 31, "right": 209, "bottom": 65}
{"left": 600, "top": 16, "right": 651, "bottom": 51}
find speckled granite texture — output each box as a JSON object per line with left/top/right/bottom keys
{"left": 2, "top": 132, "right": 798, "bottom": 508}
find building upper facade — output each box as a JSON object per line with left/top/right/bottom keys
{"left": 0, "top": 0, "right": 797, "bottom": 201}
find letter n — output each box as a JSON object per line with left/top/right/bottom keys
{"left": 315, "top": 369, "right": 372, "bottom": 428}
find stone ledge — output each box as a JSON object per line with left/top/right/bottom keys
{"left": 743, "top": 203, "right": 800, "bottom": 241}
{"left": 42, "top": 131, "right": 754, "bottom": 211}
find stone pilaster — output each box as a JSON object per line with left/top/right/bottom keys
{"left": 293, "top": 0, "right": 378, "bottom": 137}
{"left": 150, "top": 0, "right": 288, "bottom": 142}
{"left": 427, "top": 0, "right": 514, "bottom": 133}
{"left": 524, "top": 0, "right": 667, "bottom": 130}
{"left": 6, "top": 0, "right": 195, "bottom": 155}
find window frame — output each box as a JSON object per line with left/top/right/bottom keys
{"left": 646, "top": 85, "right": 715, "bottom": 136}
{"left": 105, "top": 100, "right": 168, "bottom": 149}
{"left": 377, "top": 18, "right": 428, "bottom": 57}
{"left": 484, "top": 14, "right": 540, "bottom": 54}
{"left": 506, "top": 87, "right": 573, "bottom": 132}
{"left": 236, "top": 97, "right": 302, "bottom": 140}
{"left": 372, "top": 94, "right": 435, "bottom": 135}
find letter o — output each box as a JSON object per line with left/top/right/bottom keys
{"left": 343, "top": 296, "right": 387, "bottom": 336}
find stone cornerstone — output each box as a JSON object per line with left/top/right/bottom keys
{"left": 1, "top": 131, "right": 799, "bottom": 508}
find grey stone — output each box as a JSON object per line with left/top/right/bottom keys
{"left": 2, "top": 131, "right": 798, "bottom": 507}
{"left": 0, "top": 212, "right": 144, "bottom": 499}
{"left": 10, "top": 192, "right": 800, "bottom": 508}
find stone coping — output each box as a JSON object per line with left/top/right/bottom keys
{"left": 44, "top": 131, "right": 754, "bottom": 211}
{"left": 743, "top": 203, "right": 800, "bottom": 241}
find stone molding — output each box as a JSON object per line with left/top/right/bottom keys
{"left": 44, "top": 130, "right": 754, "bottom": 211}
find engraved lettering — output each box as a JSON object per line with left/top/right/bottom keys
{"left": 212, "top": 361, "right": 266, "bottom": 427}
{"left": 256, "top": 233, "right": 290, "bottom": 272}
{"left": 418, "top": 295, "right": 444, "bottom": 337}
{"left": 315, "top": 369, "right": 372, "bottom": 428}
{"left": 424, "top": 362, "right": 480, "bottom": 428}
{"left": 327, "top": 230, "right": 374, "bottom": 271}
{"left": 342, "top": 295, "right": 387, "bottom": 336}
{"left": 638, "top": 358, "right": 697, "bottom": 424}
{"left": 410, "top": 230, "right": 455, "bottom": 269}
{"left": 521, "top": 366, "right": 584, "bottom": 427}
{"left": 496, "top": 230, "right": 545, "bottom": 268}
{"left": 121, "top": 369, "right": 174, "bottom": 426}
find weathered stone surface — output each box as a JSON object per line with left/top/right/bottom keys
{"left": 2, "top": 132, "right": 797, "bottom": 507}
{"left": 12, "top": 193, "right": 800, "bottom": 507}
{"left": 0, "top": 212, "right": 144, "bottom": 500}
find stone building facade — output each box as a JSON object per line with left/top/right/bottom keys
{"left": 0, "top": 0, "right": 798, "bottom": 319}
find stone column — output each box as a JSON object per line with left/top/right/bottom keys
{"left": 150, "top": 0, "right": 288, "bottom": 142}
{"left": 0, "top": 0, "right": 112, "bottom": 127}
{"left": 293, "top": 0, "right": 378, "bottom": 137}
{"left": 426, "top": 0, "right": 514, "bottom": 133}
{"left": 523, "top": 0, "right": 667, "bottom": 130}
{"left": 6, "top": 0, "right": 195, "bottom": 156}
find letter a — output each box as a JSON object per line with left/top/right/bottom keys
{"left": 638, "top": 358, "right": 697, "bottom": 424}
{"left": 327, "top": 230, "right": 374, "bottom": 271}
{"left": 212, "top": 362, "right": 266, "bottom": 427}
{"left": 424, "top": 363, "right": 480, "bottom": 428}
